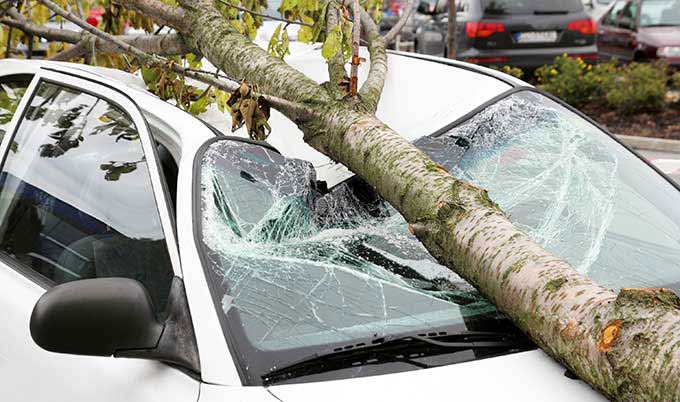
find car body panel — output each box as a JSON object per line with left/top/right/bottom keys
{"left": 267, "top": 350, "right": 607, "bottom": 402}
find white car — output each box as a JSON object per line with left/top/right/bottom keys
{"left": 3, "top": 48, "right": 680, "bottom": 402}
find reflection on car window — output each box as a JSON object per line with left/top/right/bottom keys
{"left": 417, "top": 91, "right": 680, "bottom": 292}
{"left": 198, "top": 140, "right": 515, "bottom": 383}
{"left": 0, "top": 82, "right": 173, "bottom": 312}
{"left": 0, "top": 80, "right": 29, "bottom": 145}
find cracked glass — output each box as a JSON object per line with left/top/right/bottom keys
{"left": 197, "top": 91, "right": 680, "bottom": 384}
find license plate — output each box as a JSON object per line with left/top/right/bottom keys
{"left": 515, "top": 31, "right": 558, "bottom": 44}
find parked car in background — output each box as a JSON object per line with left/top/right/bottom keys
{"left": 597, "top": 0, "right": 680, "bottom": 65}
{"left": 583, "top": 0, "right": 615, "bottom": 20}
{"left": 413, "top": 0, "right": 598, "bottom": 69}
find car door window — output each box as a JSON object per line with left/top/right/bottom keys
{"left": 619, "top": 0, "right": 638, "bottom": 29}
{"left": 602, "top": 0, "right": 628, "bottom": 26}
{"left": 0, "top": 81, "right": 173, "bottom": 312}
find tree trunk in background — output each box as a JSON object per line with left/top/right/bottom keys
{"left": 447, "top": 0, "right": 456, "bottom": 59}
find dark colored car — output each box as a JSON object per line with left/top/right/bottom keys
{"left": 597, "top": 0, "right": 680, "bottom": 66}
{"left": 413, "top": 0, "right": 598, "bottom": 68}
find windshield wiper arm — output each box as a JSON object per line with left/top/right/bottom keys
{"left": 262, "top": 331, "right": 533, "bottom": 385}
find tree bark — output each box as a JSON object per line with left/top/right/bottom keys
{"left": 447, "top": 0, "right": 457, "bottom": 59}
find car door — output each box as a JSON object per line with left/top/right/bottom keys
{"left": 613, "top": 0, "right": 639, "bottom": 60}
{"left": 0, "top": 69, "right": 199, "bottom": 402}
{"left": 597, "top": 0, "right": 629, "bottom": 59}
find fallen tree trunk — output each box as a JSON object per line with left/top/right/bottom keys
{"left": 7, "top": 0, "right": 680, "bottom": 399}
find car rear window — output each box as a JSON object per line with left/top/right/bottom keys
{"left": 482, "top": 0, "right": 583, "bottom": 14}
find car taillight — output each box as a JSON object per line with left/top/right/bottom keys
{"left": 466, "top": 22, "right": 506, "bottom": 38}
{"left": 567, "top": 19, "right": 596, "bottom": 35}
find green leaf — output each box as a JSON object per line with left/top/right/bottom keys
{"left": 243, "top": 12, "right": 257, "bottom": 39}
{"left": 267, "top": 23, "right": 283, "bottom": 54}
{"left": 188, "top": 94, "right": 210, "bottom": 115}
{"left": 298, "top": 25, "right": 312, "bottom": 43}
{"left": 140, "top": 66, "right": 160, "bottom": 90}
{"left": 186, "top": 53, "right": 203, "bottom": 69}
{"left": 322, "top": 25, "right": 342, "bottom": 60}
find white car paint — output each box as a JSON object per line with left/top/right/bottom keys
{"left": 0, "top": 51, "right": 609, "bottom": 402}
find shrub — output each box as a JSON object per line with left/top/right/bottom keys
{"left": 493, "top": 65, "right": 524, "bottom": 79}
{"left": 536, "top": 56, "right": 669, "bottom": 113}
{"left": 603, "top": 62, "right": 668, "bottom": 113}
{"left": 535, "top": 56, "right": 595, "bottom": 108}
{"left": 673, "top": 71, "right": 680, "bottom": 90}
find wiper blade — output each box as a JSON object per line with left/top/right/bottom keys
{"left": 262, "top": 331, "right": 533, "bottom": 385}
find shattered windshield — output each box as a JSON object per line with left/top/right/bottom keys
{"left": 196, "top": 90, "right": 680, "bottom": 384}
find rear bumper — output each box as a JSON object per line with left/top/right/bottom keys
{"left": 457, "top": 45, "right": 598, "bottom": 68}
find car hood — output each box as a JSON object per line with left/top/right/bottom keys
{"left": 267, "top": 350, "right": 607, "bottom": 402}
{"left": 638, "top": 26, "right": 680, "bottom": 46}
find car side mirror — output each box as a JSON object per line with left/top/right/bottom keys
{"left": 417, "top": 1, "right": 433, "bottom": 14}
{"left": 30, "top": 278, "right": 164, "bottom": 356}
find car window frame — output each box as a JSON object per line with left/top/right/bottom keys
{"left": 601, "top": 0, "right": 630, "bottom": 26}
{"left": 0, "top": 68, "right": 182, "bottom": 289}
{"left": 618, "top": 0, "right": 639, "bottom": 30}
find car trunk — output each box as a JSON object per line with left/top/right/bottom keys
{"left": 469, "top": 0, "right": 595, "bottom": 50}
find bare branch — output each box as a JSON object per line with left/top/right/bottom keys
{"left": 383, "top": 0, "right": 415, "bottom": 44}
{"left": 324, "top": 2, "right": 348, "bottom": 97}
{"left": 344, "top": 1, "right": 386, "bottom": 112}
{"left": 1, "top": 7, "right": 191, "bottom": 56}
{"left": 349, "top": 0, "right": 360, "bottom": 96}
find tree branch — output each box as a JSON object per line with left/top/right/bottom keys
{"left": 325, "top": 2, "right": 348, "bottom": 98}
{"left": 113, "top": 0, "right": 190, "bottom": 33}
{"left": 345, "top": 1, "right": 386, "bottom": 113}
{"left": 1, "top": 7, "right": 191, "bottom": 56}
{"left": 176, "top": 0, "right": 329, "bottom": 106}
{"left": 383, "top": 0, "right": 415, "bottom": 44}
{"left": 49, "top": 39, "right": 89, "bottom": 60}
{"left": 349, "top": 0, "right": 360, "bottom": 96}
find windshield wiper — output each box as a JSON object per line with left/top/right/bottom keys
{"left": 262, "top": 331, "right": 533, "bottom": 385}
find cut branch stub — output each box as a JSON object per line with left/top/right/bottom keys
{"left": 227, "top": 82, "right": 272, "bottom": 141}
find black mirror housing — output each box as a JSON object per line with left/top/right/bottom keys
{"left": 30, "top": 278, "right": 164, "bottom": 356}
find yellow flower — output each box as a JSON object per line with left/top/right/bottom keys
{"left": 587, "top": 64, "right": 593, "bottom": 70}
{"left": 550, "top": 69, "right": 558, "bottom": 76}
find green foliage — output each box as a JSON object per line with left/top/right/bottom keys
{"left": 322, "top": 25, "right": 342, "bottom": 60}
{"left": 604, "top": 62, "right": 668, "bottom": 113}
{"left": 672, "top": 71, "right": 680, "bottom": 90}
{"left": 267, "top": 24, "right": 290, "bottom": 59}
{"left": 537, "top": 55, "right": 670, "bottom": 113}
{"left": 140, "top": 60, "right": 217, "bottom": 116}
{"left": 535, "top": 56, "right": 596, "bottom": 108}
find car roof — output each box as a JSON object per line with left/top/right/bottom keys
{"left": 1, "top": 48, "right": 521, "bottom": 186}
